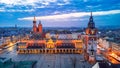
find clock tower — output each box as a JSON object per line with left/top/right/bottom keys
{"left": 84, "top": 12, "right": 98, "bottom": 64}
{"left": 85, "top": 12, "right": 98, "bottom": 42}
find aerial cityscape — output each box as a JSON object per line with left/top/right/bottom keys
{"left": 0, "top": 0, "right": 120, "bottom": 68}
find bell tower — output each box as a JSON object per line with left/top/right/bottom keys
{"left": 38, "top": 21, "right": 42, "bottom": 34}
{"left": 33, "top": 16, "right": 37, "bottom": 33}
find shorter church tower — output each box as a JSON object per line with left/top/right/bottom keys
{"left": 38, "top": 21, "right": 42, "bottom": 34}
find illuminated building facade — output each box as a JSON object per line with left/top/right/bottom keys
{"left": 17, "top": 17, "right": 83, "bottom": 54}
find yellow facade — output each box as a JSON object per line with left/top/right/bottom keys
{"left": 46, "top": 39, "right": 55, "bottom": 48}
{"left": 18, "top": 45, "right": 26, "bottom": 49}
{"left": 74, "top": 40, "right": 83, "bottom": 48}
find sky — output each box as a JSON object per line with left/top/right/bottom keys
{"left": 0, "top": 0, "right": 120, "bottom": 27}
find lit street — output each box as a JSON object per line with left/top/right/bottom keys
{"left": 102, "top": 51, "right": 120, "bottom": 64}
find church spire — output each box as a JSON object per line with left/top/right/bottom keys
{"left": 88, "top": 12, "right": 95, "bottom": 29}
{"left": 90, "top": 12, "right": 93, "bottom": 22}
{"left": 33, "top": 16, "right": 37, "bottom": 33}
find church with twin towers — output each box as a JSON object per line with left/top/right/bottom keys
{"left": 33, "top": 16, "right": 43, "bottom": 34}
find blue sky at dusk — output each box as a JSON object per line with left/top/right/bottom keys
{"left": 0, "top": 0, "right": 120, "bottom": 27}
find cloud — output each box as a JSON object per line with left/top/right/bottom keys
{"left": 0, "top": 0, "right": 70, "bottom": 12}
{"left": 0, "top": 0, "right": 53, "bottom": 6}
{"left": 93, "top": 10, "right": 120, "bottom": 15}
{"left": 0, "top": 0, "right": 36, "bottom": 6}
{"left": 52, "top": 11, "right": 61, "bottom": 14}
{"left": 0, "top": 9, "right": 4, "bottom": 12}
{"left": 0, "top": 9, "right": 34, "bottom": 12}
{"left": 63, "top": 0, "right": 70, "bottom": 4}
{"left": 34, "top": 6, "right": 46, "bottom": 9}
{"left": 57, "top": 3, "right": 66, "bottom": 6}
{"left": 86, "top": 4, "right": 101, "bottom": 8}
{"left": 18, "top": 10, "right": 120, "bottom": 21}
{"left": 0, "top": 0, "right": 69, "bottom": 6}
{"left": 18, "top": 12, "right": 88, "bottom": 21}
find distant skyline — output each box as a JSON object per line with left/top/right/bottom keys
{"left": 0, "top": 0, "right": 120, "bottom": 27}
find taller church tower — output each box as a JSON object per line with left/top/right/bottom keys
{"left": 33, "top": 16, "right": 37, "bottom": 33}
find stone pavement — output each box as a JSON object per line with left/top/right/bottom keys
{"left": 0, "top": 45, "right": 92, "bottom": 68}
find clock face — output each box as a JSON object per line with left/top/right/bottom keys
{"left": 91, "top": 29, "right": 95, "bottom": 34}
